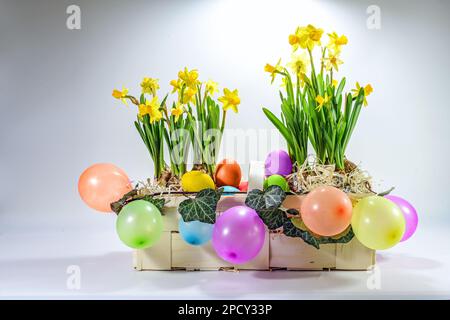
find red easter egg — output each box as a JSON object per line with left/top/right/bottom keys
{"left": 238, "top": 181, "right": 248, "bottom": 192}
{"left": 214, "top": 159, "right": 242, "bottom": 188}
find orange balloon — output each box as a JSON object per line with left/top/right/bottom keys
{"left": 300, "top": 186, "right": 352, "bottom": 236}
{"left": 214, "top": 159, "right": 242, "bottom": 188}
{"left": 78, "top": 163, "right": 132, "bottom": 213}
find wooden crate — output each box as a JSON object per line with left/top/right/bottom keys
{"left": 133, "top": 161, "right": 376, "bottom": 271}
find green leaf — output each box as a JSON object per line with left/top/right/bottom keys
{"left": 257, "top": 208, "right": 288, "bottom": 230}
{"left": 245, "top": 185, "right": 286, "bottom": 211}
{"left": 178, "top": 188, "right": 222, "bottom": 224}
{"left": 318, "top": 227, "right": 355, "bottom": 245}
{"left": 286, "top": 208, "right": 299, "bottom": 216}
{"left": 282, "top": 219, "right": 320, "bottom": 249}
{"left": 262, "top": 107, "right": 295, "bottom": 150}
{"left": 140, "top": 196, "right": 166, "bottom": 212}
{"left": 110, "top": 190, "right": 166, "bottom": 215}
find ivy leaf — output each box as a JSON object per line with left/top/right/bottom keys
{"left": 318, "top": 227, "right": 355, "bottom": 245}
{"left": 141, "top": 196, "right": 166, "bottom": 213}
{"left": 110, "top": 190, "right": 167, "bottom": 215}
{"left": 245, "top": 185, "right": 286, "bottom": 210}
{"left": 257, "top": 208, "right": 288, "bottom": 230}
{"left": 286, "top": 208, "right": 299, "bottom": 216}
{"left": 178, "top": 188, "right": 221, "bottom": 224}
{"left": 282, "top": 219, "right": 320, "bottom": 249}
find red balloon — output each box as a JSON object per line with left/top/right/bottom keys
{"left": 78, "top": 163, "right": 132, "bottom": 213}
{"left": 300, "top": 186, "right": 352, "bottom": 236}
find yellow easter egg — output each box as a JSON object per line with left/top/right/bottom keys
{"left": 181, "top": 171, "right": 216, "bottom": 192}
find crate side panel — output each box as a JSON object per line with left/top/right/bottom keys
{"left": 335, "top": 238, "right": 376, "bottom": 270}
{"left": 134, "top": 231, "right": 172, "bottom": 270}
{"left": 269, "top": 234, "right": 336, "bottom": 270}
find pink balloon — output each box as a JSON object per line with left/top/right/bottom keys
{"left": 301, "top": 186, "right": 353, "bottom": 236}
{"left": 212, "top": 206, "right": 266, "bottom": 264}
{"left": 385, "top": 195, "right": 418, "bottom": 242}
{"left": 78, "top": 163, "right": 132, "bottom": 212}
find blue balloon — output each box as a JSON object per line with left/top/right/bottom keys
{"left": 222, "top": 186, "right": 240, "bottom": 196}
{"left": 178, "top": 218, "right": 214, "bottom": 246}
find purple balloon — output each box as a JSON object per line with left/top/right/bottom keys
{"left": 265, "top": 149, "right": 293, "bottom": 176}
{"left": 212, "top": 206, "right": 266, "bottom": 264}
{"left": 385, "top": 195, "right": 418, "bottom": 242}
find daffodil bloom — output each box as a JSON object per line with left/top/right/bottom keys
{"left": 290, "top": 25, "right": 324, "bottom": 51}
{"left": 171, "top": 103, "right": 184, "bottom": 123}
{"left": 332, "top": 79, "right": 338, "bottom": 87}
{"left": 112, "top": 87, "right": 129, "bottom": 105}
{"left": 324, "top": 51, "right": 343, "bottom": 71}
{"left": 138, "top": 96, "right": 162, "bottom": 123}
{"left": 327, "top": 32, "right": 348, "bottom": 52}
{"left": 178, "top": 67, "right": 199, "bottom": 89}
{"left": 140, "top": 77, "right": 160, "bottom": 96}
{"left": 170, "top": 79, "right": 182, "bottom": 93}
{"left": 264, "top": 58, "right": 282, "bottom": 83}
{"left": 205, "top": 80, "right": 219, "bottom": 96}
{"left": 288, "top": 53, "right": 309, "bottom": 77}
{"left": 218, "top": 88, "right": 240, "bottom": 113}
{"left": 352, "top": 82, "right": 373, "bottom": 106}
{"left": 181, "top": 87, "right": 197, "bottom": 104}
{"left": 315, "top": 94, "right": 330, "bottom": 111}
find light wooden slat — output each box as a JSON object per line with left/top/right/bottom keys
{"left": 133, "top": 231, "right": 172, "bottom": 270}
{"left": 269, "top": 234, "right": 336, "bottom": 270}
{"left": 335, "top": 238, "right": 376, "bottom": 270}
{"left": 171, "top": 231, "right": 270, "bottom": 271}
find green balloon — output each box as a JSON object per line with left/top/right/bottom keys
{"left": 116, "top": 200, "right": 163, "bottom": 249}
{"left": 264, "top": 174, "right": 289, "bottom": 191}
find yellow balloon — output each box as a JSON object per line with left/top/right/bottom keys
{"left": 351, "top": 196, "right": 405, "bottom": 250}
{"left": 181, "top": 170, "right": 215, "bottom": 192}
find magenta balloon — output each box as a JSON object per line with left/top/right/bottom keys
{"left": 385, "top": 195, "right": 418, "bottom": 242}
{"left": 212, "top": 206, "right": 266, "bottom": 264}
{"left": 264, "top": 149, "right": 293, "bottom": 176}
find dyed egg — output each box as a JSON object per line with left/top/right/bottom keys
{"left": 238, "top": 181, "right": 248, "bottom": 192}
{"left": 222, "top": 186, "right": 240, "bottom": 196}
{"left": 264, "top": 174, "right": 289, "bottom": 191}
{"left": 214, "top": 159, "right": 242, "bottom": 188}
{"left": 264, "top": 150, "right": 293, "bottom": 176}
{"left": 181, "top": 171, "right": 215, "bottom": 192}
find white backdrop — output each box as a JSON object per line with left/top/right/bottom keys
{"left": 1, "top": 0, "right": 449, "bottom": 233}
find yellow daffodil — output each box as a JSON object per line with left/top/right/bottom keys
{"left": 264, "top": 58, "right": 283, "bottom": 83}
{"left": 170, "top": 79, "right": 182, "bottom": 94}
{"left": 332, "top": 79, "right": 338, "bottom": 87}
{"left": 315, "top": 94, "right": 330, "bottom": 111}
{"left": 288, "top": 53, "right": 309, "bottom": 77}
{"left": 171, "top": 103, "right": 184, "bottom": 122}
{"left": 327, "top": 32, "right": 348, "bottom": 52}
{"left": 178, "top": 67, "right": 199, "bottom": 89}
{"left": 138, "top": 96, "right": 162, "bottom": 123}
{"left": 324, "top": 51, "right": 343, "bottom": 71}
{"left": 181, "top": 87, "right": 197, "bottom": 104}
{"left": 352, "top": 82, "right": 373, "bottom": 106}
{"left": 290, "top": 25, "right": 324, "bottom": 51}
{"left": 218, "top": 88, "right": 240, "bottom": 113}
{"left": 140, "top": 77, "right": 160, "bottom": 96}
{"left": 205, "top": 80, "right": 219, "bottom": 96}
{"left": 112, "top": 87, "right": 129, "bottom": 105}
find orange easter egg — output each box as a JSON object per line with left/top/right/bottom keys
{"left": 214, "top": 159, "right": 242, "bottom": 188}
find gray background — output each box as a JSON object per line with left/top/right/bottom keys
{"left": 1, "top": 0, "right": 449, "bottom": 233}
